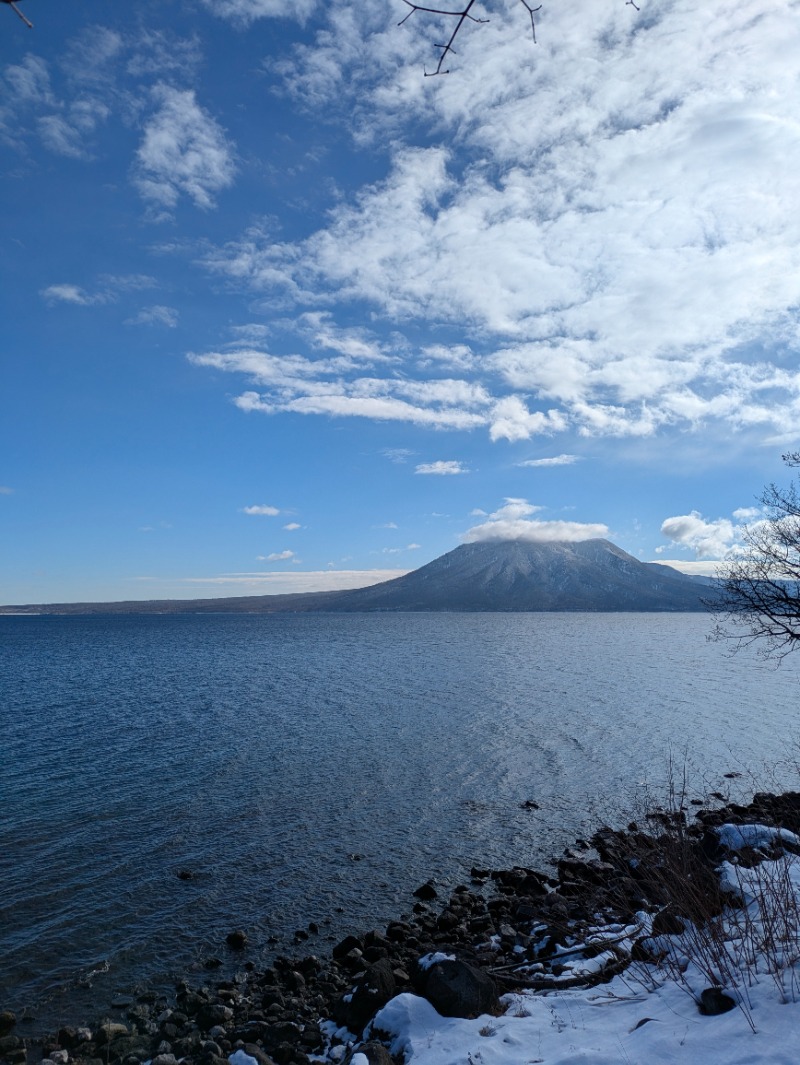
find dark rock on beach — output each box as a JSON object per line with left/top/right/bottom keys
{"left": 416, "top": 958, "right": 500, "bottom": 1020}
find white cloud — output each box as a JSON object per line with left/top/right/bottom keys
{"left": 260, "top": 550, "right": 294, "bottom": 562}
{"left": 230, "top": 322, "right": 270, "bottom": 339}
{"left": 382, "top": 543, "right": 421, "bottom": 554}
{"left": 134, "top": 85, "right": 236, "bottom": 213}
{"left": 190, "top": 341, "right": 570, "bottom": 441}
{"left": 3, "top": 55, "right": 53, "bottom": 107}
{"left": 296, "top": 311, "right": 390, "bottom": 363}
{"left": 659, "top": 510, "right": 742, "bottom": 559}
{"left": 37, "top": 97, "right": 110, "bottom": 158}
{"left": 490, "top": 499, "right": 542, "bottom": 521}
{"left": 415, "top": 460, "right": 469, "bottom": 476}
{"left": 41, "top": 275, "right": 158, "bottom": 309}
{"left": 374, "top": 522, "right": 398, "bottom": 529}
{"left": 489, "top": 397, "right": 568, "bottom": 443}
{"left": 125, "top": 305, "right": 179, "bottom": 327}
{"left": 656, "top": 559, "right": 723, "bottom": 577}
{"left": 241, "top": 504, "right": 280, "bottom": 516}
{"left": 465, "top": 518, "right": 610, "bottom": 544}
{"left": 40, "top": 284, "right": 108, "bottom": 306}
{"left": 200, "top": 0, "right": 317, "bottom": 26}
{"left": 100, "top": 274, "right": 157, "bottom": 291}
{"left": 136, "top": 568, "right": 407, "bottom": 595}
{"left": 283, "top": 522, "right": 301, "bottom": 530}
{"left": 127, "top": 30, "right": 203, "bottom": 80}
{"left": 198, "top": 0, "right": 800, "bottom": 446}
{"left": 464, "top": 497, "right": 608, "bottom": 544}
{"left": 0, "top": 486, "right": 14, "bottom": 495}
{"left": 62, "top": 27, "right": 123, "bottom": 84}
{"left": 732, "top": 507, "right": 762, "bottom": 522}
{"left": 517, "top": 454, "right": 580, "bottom": 468}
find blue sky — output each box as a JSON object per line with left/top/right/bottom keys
{"left": 2, "top": 0, "right": 799, "bottom": 602}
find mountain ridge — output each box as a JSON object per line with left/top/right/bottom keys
{"left": 0, "top": 539, "right": 715, "bottom": 614}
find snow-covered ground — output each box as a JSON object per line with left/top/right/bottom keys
{"left": 328, "top": 826, "right": 800, "bottom": 1065}
{"left": 370, "top": 967, "right": 800, "bottom": 1065}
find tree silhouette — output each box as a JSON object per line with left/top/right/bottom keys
{"left": 714, "top": 454, "right": 800, "bottom": 660}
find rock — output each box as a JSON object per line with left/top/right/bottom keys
{"left": 177, "top": 870, "right": 194, "bottom": 880}
{"left": 197, "top": 1003, "right": 234, "bottom": 1030}
{"left": 334, "top": 959, "right": 396, "bottom": 1033}
{"left": 385, "top": 922, "right": 412, "bottom": 944}
{"left": 698, "top": 987, "right": 737, "bottom": 1015}
{"left": 226, "top": 930, "right": 248, "bottom": 950}
{"left": 419, "top": 958, "right": 500, "bottom": 1019}
{"left": 332, "top": 936, "right": 363, "bottom": 960}
{"left": 651, "top": 910, "right": 687, "bottom": 937}
{"left": 241, "top": 1045, "right": 276, "bottom": 1065}
{"left": 413, "top": 882, "right": 438, "bottom": 901}
{"left": 0, "top": 1011, "right": 16, "bottom": 1037}
{"left": 354, "top": 1043, "right": 394, "bottom": 1065}
{"left": 204, "top": 957, "right": 223, "bottom": 970}
{"left": 95, "top": 1023, "right": 129, "bottom": 1046}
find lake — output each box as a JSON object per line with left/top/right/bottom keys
{"left": 0, "top": 612, "right": 797, "bottom": 1033}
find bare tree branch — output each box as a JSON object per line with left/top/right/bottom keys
{"left": 712, "top": 457, "right": 800, "bottom": 661}
{"left": 519, "top": 1, "right": 542, "bottom": 44}
{"left": 2, "top": 0, "right": 33, "bottom": 28}
{"left": 399, "top": 0, "right": 489, "bottom": 76}
{"left": 402, "top": 1, "right": 641, "bottom": 75}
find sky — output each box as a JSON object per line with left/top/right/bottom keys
{"left": 2, "top": 0, "right": 800, "bottom": 603}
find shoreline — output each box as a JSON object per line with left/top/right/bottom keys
{"left": 4, "top": 788, "right": 799, "bottom": 1065}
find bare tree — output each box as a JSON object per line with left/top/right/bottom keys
{"left": 713, "top": 454, "right": 800, "bottom": 660}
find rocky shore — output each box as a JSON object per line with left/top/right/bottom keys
{"left": 3, "top": 789, "right": 800, "bottom": 1065}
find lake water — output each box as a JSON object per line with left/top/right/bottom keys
{"left": 1, "top": 612, "right": 798, "bottom": 1033}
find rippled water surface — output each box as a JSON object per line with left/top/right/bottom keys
{"left": 1, "top": 612, "right": 798, "bottom": 1031}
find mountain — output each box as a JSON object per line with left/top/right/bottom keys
{"left": 0, "top": 539, "right": 715, "bottom": 614}
{"left": 319, "top": 538, "right": 713, "bottom": 612}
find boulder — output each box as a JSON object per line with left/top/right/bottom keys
{"left": 95, "top": 1023, "right": 129, "bottom": 1046}
{"left": 417, "top": 959, "right": 499, "bottom": 1019}
{"left": 334, "top": 959, "right": 396, "bottom": 1033}
{"left": 332, "top": 936, "right": 363, "bottom": 960}
{"left": 413, "top": 882, "right": 438, "bottom": 902}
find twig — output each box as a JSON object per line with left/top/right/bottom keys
{"left": 519, "top": 1, "right": 542, "bottom": 44}
{"left": 5, "top": 1, "right": 33, "bottom": 28}
{"left": 399, "top": 0, "right": 489, "bottom": 76}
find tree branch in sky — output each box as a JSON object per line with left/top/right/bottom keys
{"left": 400, "top": 1, "right": 639, "bottom": 75}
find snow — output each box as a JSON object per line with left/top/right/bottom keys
{"left": 369, "top": 968, "right": 800, "bottom": 1065}
{"left": 229, "top": 1052, "right": 259, "bottom": 1065}
{"left": 417, "top": 952, "right": 456, "bottom": 971}
{"left": 318, "top": 827, "right": 800, "bottom": 1065}
{"left": 716, "top": 823, "right": 800, "bottom": 851}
